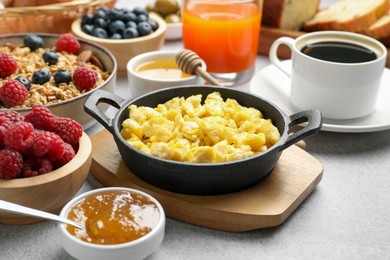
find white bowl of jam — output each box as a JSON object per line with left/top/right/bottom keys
{"left": 58, "top": 187, "right": 165, "bottom": 260}
{"left": 127, "top": 50, "right": 205, "bottom": 99}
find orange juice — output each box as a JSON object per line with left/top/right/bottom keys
{"left": 182, "top": 0, "right": 262, "bottom": 73}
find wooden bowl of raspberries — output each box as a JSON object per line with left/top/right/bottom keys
{"left": 0, "top": 32, "right": 117, "bottom": 129}
{"left": 71, "top": 6, "right": 167, "bottom": 75}
{"left": 0, "top": 107, "right": 92, "bottom": 225}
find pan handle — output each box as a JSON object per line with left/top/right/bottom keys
{"left": 280, "top": 110, "right": 322, "bottom": 150}
{"left": 83, "top": 89, "right": 127, "bottom": 134}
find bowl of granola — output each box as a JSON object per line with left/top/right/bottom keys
{"left": 0, "top": 33, "right": 117, "bottom": 129}
{"left": 0, "top": 108, "right": 92, "bottom": 225}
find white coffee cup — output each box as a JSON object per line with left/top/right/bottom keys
{"left": 269, "top": 31, "right": 387, "bottom": 120}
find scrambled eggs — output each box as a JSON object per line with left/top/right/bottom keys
{"left": 120, "top": 92, "right": 280, "bottom": 163}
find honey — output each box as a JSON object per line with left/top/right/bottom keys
{"left": 66, "top": 190, "right": 160, "bottom": 245}
{"left": 135, "top": 60, "right": 191, "bottom": 79}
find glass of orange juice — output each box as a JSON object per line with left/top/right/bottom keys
{"left": 182, "top": 0, "right": 262, "bottom": 86}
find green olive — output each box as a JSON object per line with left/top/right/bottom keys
{"left": 165, "top": 13, "right": 181, "bottom": 23}
{"left": 154, "top": 0, "right": 180, "bottom": 16}
{"left": 146, "top": 4, "right": 155, "bottom": 12}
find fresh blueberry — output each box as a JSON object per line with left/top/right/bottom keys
{"left": 15, "top": 76, "right": 31, "bottom": 90}
{"left": 126, "top": 21, "right": 137, "bottom": 29}
{"left": 97, "top": 6, "right": 110, "bottom": 14}
{"left": 93, "top": 27, "right": 108, "bottom": 38}
{"left": 148, "top": 18, "right": 159, "bottom": 31}
{"left": 133, "top": 7, "right": 148, "bottom": 16}
{"left": 94, "top": 9, "right": 107, "bottom": 20}
{"left": 42, "top": 50, "right": 58, "bottom": 65}
{"left": 94, "top": 18, "right": 108, "bottom": 29}
{"left": 137, "top": 22, "right": 153, "bottom": 36}
{"left": 81, "top": 13, "right": 94, "bottom": 25}
{"left": 82, "top": 24, "right": 94, "bottom": 35}
{"left": 108, "top": 8, "right": 124, "bottom": 21}
{"left": 54, "top": 69, "right": 71, "bottom": 85}
{"left": 110, "top": 33, "right": 122, "bottom": 39}
{"left": 32, "top": 70, "right": 51, "bottom": 85}
{"left": 123, "top": 27, "right": 139, "bottom": 39}
{"left": 136, "top": 14, "right": 148, "bottom": 23}
{"left": 23, "top": 34, "right": 44, "bottom": 51}
{"left": 122, "top": 11, "right": 137, "bottom": 23}
{"left": 108, "top": 20, "right": 126, "bottom": 35}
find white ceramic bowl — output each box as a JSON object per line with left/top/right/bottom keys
{"left": 127, "top": 50, "right": 204, "bottom": 99}
{"left": 166, "top": 22, "right": 182, "bottom": 40}
{"left": 59, "top": 187, "right": 165, "bottom": 260}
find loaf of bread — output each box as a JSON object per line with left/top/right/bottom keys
{"left": 303, "top": 0, "right": 390, "bottom": 33}
{"left": 262, "top": 0, "right": 321, "bottom": 30}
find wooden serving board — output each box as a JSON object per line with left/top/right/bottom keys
{"left": 258, "top": 26, "right": 390, "bottom": 68}
{"left": 90, "top": 130, "right": 323, "bottom": 232}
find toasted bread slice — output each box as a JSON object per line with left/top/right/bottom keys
{"left": 303, "top": 0, "right": 390, "bottom": 32}
{"left": 366, "top": 10, "right": 390, "bottom": 39}
{"left": 262, "top": 0, "right": 321, "bottom": 30}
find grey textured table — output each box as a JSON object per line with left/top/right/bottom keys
{"left": 1, "top": 0, "right": 390, "bottom": 259}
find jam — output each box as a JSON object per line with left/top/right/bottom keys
{"left": 66, "top": 190, "right": 160, "bottom": 245}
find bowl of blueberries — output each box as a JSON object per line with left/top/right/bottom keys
{"left": 71, "top": 6, "right": 167, "bottom": 75}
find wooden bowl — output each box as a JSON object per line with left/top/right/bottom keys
{"left": 0, "top": 132, "right": 92, "bottom": 225}
{"left": 71, "top": 12, "right": 167, "bottom": 75}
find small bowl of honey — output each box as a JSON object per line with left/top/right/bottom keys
{"left": 58, "top": 187, "right": 165, "bottom": 260}
{"left": 127, "top": 50, "right": 205, "bottom": 99}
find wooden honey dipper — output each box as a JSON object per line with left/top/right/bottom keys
{"left": 175, "top": 49, "right": 222, "bottom": 86}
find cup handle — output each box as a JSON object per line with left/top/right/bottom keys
{"left": 269, "top": 37, "right": 295, "bottom": 78}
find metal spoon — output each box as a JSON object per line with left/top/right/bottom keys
{"left": 0, "top": 199, "right": 84, "bottom": 230}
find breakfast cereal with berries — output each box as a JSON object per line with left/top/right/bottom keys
{"left": 0, "top": 33, "right": 110, "bottom": 109}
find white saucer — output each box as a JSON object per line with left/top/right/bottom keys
{"left": 249, "top": 60, "right": 390, "bottom": 133}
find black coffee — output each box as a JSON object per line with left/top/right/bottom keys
{"left": 300, "top": 41, "right": 377, "bottom": 63}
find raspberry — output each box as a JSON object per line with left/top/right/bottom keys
{"left": 24, "top": 104, "right": 57, "bottom": 131}
{"left": 30, "top": 131, "right": 65, "bottom": 161}
{"left": 0, "top": 116, "right": 12, "bottom": 149}
{"left": 73, "top": 66, "right": 98, "bottom": 90}
{"left": 0, "top": 148, "right": 23, "bottom": 179}
{"left": 22, "top": 157, "right": 53, "bottom": 178}
{"left": 0, "top": 80, "right": 29, "bottom": 106}
{"left": 3, "top": 121, "right": 35, "bottom": 152}
{"left": 53, "top": 142, "right": 75, "bottom": 168}
{"left": 51, "top": 117, "right": 83, "bottom": 146}
{"left": 55, "top": 34, "right": 80, "bottom": 54}
{"left": 0, "top": 52, "right": 17, "bottom": 78}
{"left": 0, "top": 110, "right": 25, "bottom": 123}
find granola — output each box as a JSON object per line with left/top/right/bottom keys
{"left": 0, "top": 41, "right": 110, "bottom": 109}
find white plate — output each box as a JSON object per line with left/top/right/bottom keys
{"left": 249, "top": 60, "right": 390, "bottom": 133}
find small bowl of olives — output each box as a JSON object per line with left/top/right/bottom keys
{"left": 71, "top": 6, "right": 167, "bottom": 75}
{"left": 147, "top": 0, "right": 182, "bottom": 40}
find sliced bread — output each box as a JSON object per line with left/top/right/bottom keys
{"left": 303, "top": 0, "right": 390, "bottom": 32}
{"left": 262, "top": 0, "right": 321, "bottom": 30}
{"left": 366, "top": 10, "right": 390, "bottom": 39}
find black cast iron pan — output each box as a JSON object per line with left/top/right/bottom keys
{"left": 84, "top": 86, "right": 322, "bottom": 195}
